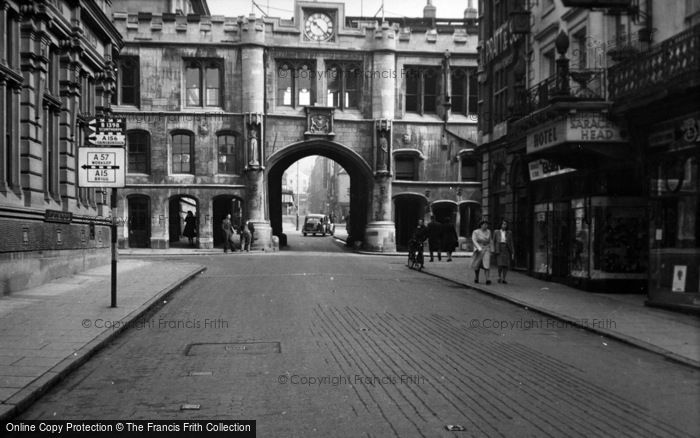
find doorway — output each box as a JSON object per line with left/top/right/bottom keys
{"left": 168, "top": 195, "right": 198, "bottom": 248}
{"left": 128, "top": 195, "right": 150, "bottom": 248}
{"left": 394, "top": 195, "right": 426, "bottom": 250}
{"left": 213, "top": 195, "right": 243, "bottom": 247}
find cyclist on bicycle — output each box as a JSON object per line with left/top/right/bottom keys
{"left": 408, "top": 219, "right": 428, "bottom": 268}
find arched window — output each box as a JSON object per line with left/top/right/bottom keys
{"left": 217, "top": 132, "right": 239, "bottom": 174}
{"left": 171, "top": 131, "right": 194, "bottom": 174}
{"left": 127, "top": 130, "right": 150, "bottom": 174}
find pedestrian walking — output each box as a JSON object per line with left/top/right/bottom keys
{"left": 493, "top": 220, "right": 514, "bottom": 283}
{"left": 183, "top": 211, "right": 197, "bottom": 246}
{"left": 427, "top": 215, "right": 442, "bottom": 262}
{"left": 243, "top": 220, "right": 254, "bottom": 251}
{"left": 441, "top": 220, "right": 458, "bottom": 262}
{"left": 221, "top": 214, "right": 235, "bottom": 253}
{"left": 471, "top": 220, "right": 493, "bottom": 284}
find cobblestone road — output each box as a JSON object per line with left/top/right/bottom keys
{"left": 19, "top": 236, "right": 700, "bottom": 437}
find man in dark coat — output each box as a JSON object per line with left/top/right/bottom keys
{"left": 427, "top": 215, "right": 442, "bottom": 262}
{"left": 441, "top": 220, "right": 459, "bottom": 262}
{"left": 221, "top": 214, "right": 235, "bottom": 253}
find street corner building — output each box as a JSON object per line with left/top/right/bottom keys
{"left": 109, "top": 0, "right": 482, "bottom": 254}
{"left": 476, "top": 0, "right": 700, "bottom": 311}
{"left": 0, "top": 0, "right": 123, "bottom": 294}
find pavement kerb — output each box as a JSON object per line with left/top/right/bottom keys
{"left": 415, "top": 267, "right": 700, "bottom": 370}
{"left": 0, "top": 265, "right": 207, "bottom": 422}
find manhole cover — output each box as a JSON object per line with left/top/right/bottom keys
{"left": 185, "top": 342, "right": 281, "bottom": 356}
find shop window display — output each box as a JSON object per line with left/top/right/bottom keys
{"left": 650, "top": 156, "right": 699, "bottom": 294}
{"left": 533, "top": 203, "right": 552, "bottom": 274}
{"left": 571, "top": 200, "right": 590, "bottom": 278}
{"left": 591, "top": 204, "right": 647, "bottom": 276}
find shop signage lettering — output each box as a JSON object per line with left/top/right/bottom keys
{"left": 482, "top": 20, "right": 519, "bottom": 64}
{"left": 528, "top": 160, "right": 576, "bottom": 181}
{"left": 526, "top": 120, "right": 567, "bottom": 152}
{"left": 648, "top": 112, "right": 700, "bottom": 148}
{"left": 569, "top": 113, "right": 620, "bottom": 142}
{"left": 532, "top": 127, "right": 558, "bottom": 148}
{"left": 45, "top": 209, "right": 72, "bottom": 224}
{"left": 527, "top": 112, "right": 624, "bottom": 154}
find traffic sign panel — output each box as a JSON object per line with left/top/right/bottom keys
{"left": 88, "top": 132, "right": 126, "bottom": 146}
{"left": 78, "top": 148, "right": 125, "bottom": 188}
{"left": 87, "top": 117, "right": 126, "bottom": 146}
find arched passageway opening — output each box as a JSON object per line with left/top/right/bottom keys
{"left": 267, "top": 140, "right": 373, "bottom": 248}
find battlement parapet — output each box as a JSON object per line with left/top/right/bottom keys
{"left": 112, "top": 11, "right": 476, "bottom": 50}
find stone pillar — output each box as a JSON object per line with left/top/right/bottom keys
{"left": 244, "top": 113, "right": 272, "bottom": 251}
{"left": 240, "top": 15, "right": 272, "bottom": 251}
{"left": 198, "top": 196, "right": 213, "bottom": 249}
{"left": 365, "top": 24, "right": 397, "bottom": 252}
{"left": 365, "top": 119, "right": 396, "bottom": 252}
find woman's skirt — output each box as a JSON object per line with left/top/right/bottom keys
{"left": 471, "top": 248, "right": 491, "bottom": 270}
{"left": 496, "top": 242, "right": 511, "bottom": 268}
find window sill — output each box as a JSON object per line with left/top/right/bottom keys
{"left": 270, "top": 106, "right": 307, "bottom": 116}
{"left": 182, "top": 106, "right": 225, "bottom": 112}
{"left": 448, "top": 113, "right": 478, "bottom": 123}
{"left": 402, "top": 112, "right": 443, "bottom": 122}
{"left": 127, "top": 172, "right": 151, "bottom": 176}
{"left": 112, "top": 104, "right": 140, "bottom": 111}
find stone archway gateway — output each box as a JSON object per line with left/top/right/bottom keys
{"left": 245, "top": 138, "right": 396, "bottom": 252}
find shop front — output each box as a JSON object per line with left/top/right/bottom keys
{"left": 646, "top": 112, "right": 700, "bottom": 312}
{"left": 525, "top": 112, "right": 647, "bottom": 292}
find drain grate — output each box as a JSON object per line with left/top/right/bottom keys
{"left": 185, "top": 341, "right": 281, "bottom": 356}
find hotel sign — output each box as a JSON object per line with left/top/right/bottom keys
{"left": 481, "top": 20, "right": 520, "bottom": 64}
{"left": 527, "top": 112, "right": 624, "bottom": 154}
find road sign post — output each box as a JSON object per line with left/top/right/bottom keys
{"left": 111, "top": 188, "right": 118, "bottom": 308}
{"left": 80, "top": 117, "right": 126, "bottom": 308}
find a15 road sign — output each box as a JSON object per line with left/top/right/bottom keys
{"left": 78, "top": 148, "right": 125, "bottom": 188}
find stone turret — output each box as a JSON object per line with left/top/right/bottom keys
{"left": 423, "top": 0, "right": 436, "bottom": 19}
{"left": 464, "top": 0, "right": 477, "bottom": 19}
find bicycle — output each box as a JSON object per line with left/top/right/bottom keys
{"left": 407, "top": 238, "right": 425, "bottom": 271}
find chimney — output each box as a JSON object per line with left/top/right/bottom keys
{"left": 464, "top": 0, "right": 477, "bottom": 19}
{"left": 423, "top": 0, "right": 436, "bottom": 19}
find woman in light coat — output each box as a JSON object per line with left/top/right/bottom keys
{"left": 471, "top": 220, "right": 493, "bottom": 284}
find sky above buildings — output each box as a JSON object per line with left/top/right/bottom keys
{"left": 207, "top": 0, "right": 474, "bottom": 18}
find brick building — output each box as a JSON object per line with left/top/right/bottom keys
{"left": 111, "top": 0, "right": 481, "bottom": 252}
{"left": 0, "top": 0, "right": 123, "bottom": 294}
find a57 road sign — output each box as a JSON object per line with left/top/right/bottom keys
{"left": 78, "top": 148, "right": 125, "bottom": 188}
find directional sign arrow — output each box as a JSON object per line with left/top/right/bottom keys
{"left": 81, "top": 164, "right": 121, "bottom": 170}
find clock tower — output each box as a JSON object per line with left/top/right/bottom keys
{"left": 297, "top": 2, "right": 343, "bottom": 43}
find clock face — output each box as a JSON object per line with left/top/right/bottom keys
{"left": 304, "top": 12, "right": 334, "bottom": 41}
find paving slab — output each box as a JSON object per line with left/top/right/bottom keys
{"left": 416, "top": 258, "right": 700, "bottom": 368}
{"left": 0, "top": 259, "right": 205, "bottom": 421}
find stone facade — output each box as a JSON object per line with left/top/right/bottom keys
{"left": 111, "top": 0, "right": 480, "bottom": 252}
{"left": 0, "top": 0, "right": 122, "bottom": 294}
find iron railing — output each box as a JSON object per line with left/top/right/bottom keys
{"left": 514, "top": 68, "right": 607, "bottom": 117}
{"left": 609, "top": 24, "right": 700, "bottom": 101}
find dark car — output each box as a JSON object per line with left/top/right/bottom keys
{"left": 303, "top": 214, "right": 335, "bottom": 236}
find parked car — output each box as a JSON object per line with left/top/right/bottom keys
{"left": 303, "top": 214, "right": 335, "bottom": 236}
